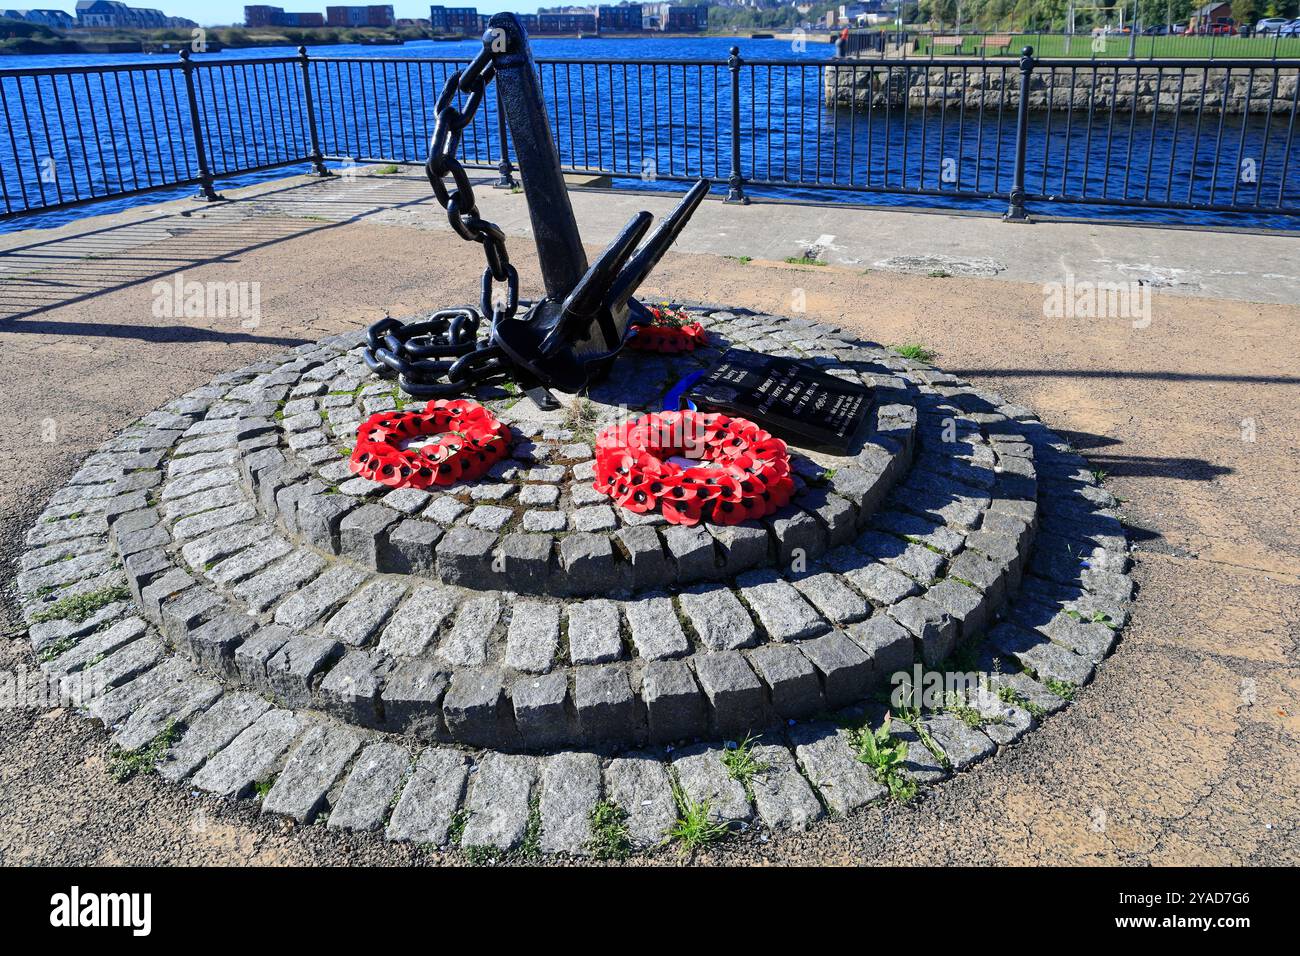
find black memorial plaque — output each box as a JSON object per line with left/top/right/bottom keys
{"left": 684, "top": 348, "right": 874, "bottom": 453}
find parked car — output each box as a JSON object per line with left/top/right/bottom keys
{"left": 1141, "top": 24, "right": 1170, "bottom": 35}
{"left": 1255, "top": 17, "right": 1289, "bottom": 35}
{"left": 1281, "top": 18, "right": 1300, "bottom": 37}
{"left": 1185, "top": 18, "right": 1236, "bottom": 35}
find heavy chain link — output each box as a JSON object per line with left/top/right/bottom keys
{"left": 425, "top": 35, "right": 518, "bottom": 323}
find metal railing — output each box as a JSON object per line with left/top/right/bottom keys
{"left": 1, "top": 45, "right": 1298, "bottom": 225}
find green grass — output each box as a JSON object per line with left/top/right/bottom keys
{"left": 667, "top": 782, "right": 729, "bottom": 852}
{"left": 720, "top": 733, "right": 770, "bottom": 798}
{"left": 588, "top": 800, "right": 633, "bottom": 861}
{"left": 998, "top": 683, "right": 1047, "bottom": 719}
{"left": 372, "top": 163, "right": 400, "bottom": 175}
{"left": 29, "top": 584, "right": 131, "bottom": 624}
{"left": 784, "top": 255, "right": 827, "bottom": 266}
{"left": 1091, "top": 468, "right": 1108, "bottom": 485}
{"left": 462, "top": 844, "right": 506, "bottom": 865}
{"left": 890, "top": 343, "right": 935, "bottom": 363}
{"left": 725, "top": 255, "right": 752, "bottom": 264}
{"left": 107, "top": 720, "right": 182, "bottom": 783}
{"left": 911, "top": 33, "right": 1300, "bottom": 59}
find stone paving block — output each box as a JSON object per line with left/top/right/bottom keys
{"left": 44, "top": 616, "right": 147, "bottom": 679}
{"left": 677, "top": 584, "right": 758, "bottom": 651}
{"left": 183, "top": 611, "right": 254, "bottom": 678}
{"left": 273, "top": 564, "right": 370, "bottom": 630}
{"left": 234, "top": 626, "right": 291, "bottom": 689}
{"left": 988, "top": 622, "right": 1094, "bottom": 687}
{"left": 87, "top": 655, "right": 190, "bottom": 728}
{"left": 540, "top": 751, "right": 602, "bottom": 855}
{"left": 110, "top": 675, "right": 223, "bottom": 753}
{"left": 919, "top": 714, "right": 996, "bottom": 771}
{"left": 436, "top": 594, "right": 501, "bottom": 668}
{"left": 799, "top": 632, "right": 872, "bottom": 709}
{"left": 735, "top": 570, "right": 828, "bottom": 642}
{"left": 180, "top": 522, "right": 273, "bottom": 571}
{"left": 171, "top": 501, "right": 257, "bottom": 542}
{"left": 1009, "top": 599, "right": 1116, "bottom": 664}
{"left": 558, "top": 533, "right": 617, "bottom": 595}
{"left": 671, "top": 743, "right": 753, "bottom": 827}
{"left": 386, "top": 748, "right": 471, "bottom": 846}
{"left": 963, "top": 685, "right": 1036, "bottom": 747}
{"left": 233, "top": 550, "right": 327, "bottom": 615}
{"left": 988, "top": 670, "right": 1069, "bottom": 717}
{"left": 845, "top": 615, "right": 916, "bottom": 683}
{"left": 844, "top": 562, "right": 922, "bottom": 606}
{"left": 28, "top": 600, "right": 128, "bottom": 655}
{"left": 296, "top": 493, "right": 357, "bottom": 555}
{"left": 566, "top": 599, "right": 623, "bottom": 664}
{"left": 522, "top": 510, "right": 566, "bottom": 532}
{"left": 890, "top": 721, "right": 950, "bottom": 784}
{"left": 442, "top": 667, "right": 510, "bottom": 747}
{"left": 622, "top": 593, "right": 690, "bottom": 661}
{"left": 380, "top": 658, "right": 449, "bottom": 739}
{"left": 322, "top": 579, "right": 407, "bottom": 647}
{"left": 329, "top": 742, "right": 411, "bottom": 832}
{"left": 377, "top": 586, "right": 459, "bottom": 657}
{"left": 662, "top": 524, "right": 718, "bottom": 582}
{"left": 573, "top": 664, "right": 639, "bottom": 744}
{"left": 317, "top": 650, "right": 389, "bottom": 727}
{"left": 66, "top": 637, "right": 167, "bottom": 705}
{"left": 616, "top": 526, "right": 673, "bottom": 590}
{"left": 787, "top": 721, "right": 886, "bottom": 815}
{"left": 947, "top": 548, "right": 1008, "bottom": 608}
{"left": 635, "top": 659, "right": 702, "bottom": 743}
{"left": 208, "top": 537, "right": 294, "bottom": 588}
{"left": 436, "top": 526, "right": 498, "bottom": 590}
{"left": 140, "top": 568, "right": 194, "bottom": 624}
{"left": 461, "top": 752, "right": 539, "bottom": 852}
{"left": 925, "top": 578, "right": 991, "bottom": 642}
{"left": 377, "top": 519, "right": 442, "bottom": 574}
{"left": 792, "top": 572, "right": 871, "bottom": 625}
{"left": 159, "top": 585, "right": 223, "bottom": 646}
{"left": 191, "top": 709, "right": 302, "bottom": 799}
{"left": 604, "top": 752, "right": 676, "bottom": 849}
{"left": 338, "top": 503, "right": 400, "bottom": 569}
{"left": 495, "top": 532, "right": 551, "bottom": 592}
{"left": 799, "top": 490, "right": 858, "bottom": 548}
{"left": 692, "top": 651, "right": 766, "bottom": 737}
{"left": 889, "top": 596, "right": 958, "bottom": 667}
{"left": 504, "top": 601, "right": 561, "bottom": 673}
{"left": 747, "top": 643, "right": 824, "bottom": 717}
{"left": 512, "top": 672, "right": 572, "bottom": 749}
{"left": 266, "top": 636, "right": 344, "bottom": 708}
{"left": 748, "top": 736, "right": 825, "bottom": 830}
{"left": 707, "top": 523, "right": 771, "bottom": 576}
{"left": 764, "top": 510, "right": 827, "bottom": 567}
{"left": 262, "top": 723, "right": 362, "bottom": 823}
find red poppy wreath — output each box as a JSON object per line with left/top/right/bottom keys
{"left": 627, "top": 305, "right": 708, "bottom": 354}
{"left": 594, "top": 410, "right": 795, "bottom": 526}
{"left": 349, "top": 399, "right": 509, "bottom": 489}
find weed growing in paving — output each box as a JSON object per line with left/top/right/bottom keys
{"left": 784, "top": 255, "right": 827, "bottom": 266}
{"left": 108, "top": 720, "right": 182, "bottom": 783}
{"left": 998, "top": 684, "right": 1046, "bottom": 720}
{"left": 254, "top": 778, "right": 276, "bottom": 801}
{"left": 372, "top": 164, "right": 400, "bottom": 175}
{"left": 29, "top": 585, "right": 131, "bottom": 624}
{"left": 587, "top": 800, "right": 633, "bottom": 861}
{"left": 1043, "top": 677, "right": 1078, "bottom": 701}
{"left": 850, "top": 714, "right": 918, "bottom": 803}
{"left": 890, "top": 343, "right": 935, "bottom": 363}
{"left": 720, "top": 733, "right": 770, "bottom": 798}
{"left": 667, "top": 781, "right": 729, "bottom": 852}
{"left": 462, "top": 844, "right": 506, "bottom": 865}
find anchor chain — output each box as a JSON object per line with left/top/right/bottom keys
{"left": 363, "top": 31, "right": 517, "bottom": 398}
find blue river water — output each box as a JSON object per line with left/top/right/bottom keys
{"left": 2, "top": 35, "right": 1297, "bottom": 232}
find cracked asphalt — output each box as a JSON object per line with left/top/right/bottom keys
{"left": 1, "top": 173, "right": 1296, "bottom": 865}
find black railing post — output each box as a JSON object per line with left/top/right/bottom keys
{"left": 493, "top": 90, "right": 516, "bottom": 189}
{"left": 298, "top": 46, "right": 331, "bottom": 176}
{"left": 725, "top": 45, "right": 748, "bottom": 204}
{"left": 1003, "top": 45, "right": 1033, "bottom": 222}
{"left": 178, "top": 49, "right": 221, "bottom": 202}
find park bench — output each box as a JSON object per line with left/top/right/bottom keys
{"left": 982, "top": 34, "right": 1013, "bottom": 55}
{"left": 932, "top": 35, "right": 964, "bottom": 54}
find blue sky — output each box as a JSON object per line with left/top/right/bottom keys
{"left": 48, "top": 3, "right": 550, "bottom": 28}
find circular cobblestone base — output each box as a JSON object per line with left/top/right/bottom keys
{"left": 17, "top": 304, "right": 1134, "bottom": 856}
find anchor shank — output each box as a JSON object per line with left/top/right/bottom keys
{"left": 487, "top": 13, "right": 589, "bottom": 301}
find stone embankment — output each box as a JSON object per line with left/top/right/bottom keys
{"left": 825, "top": 60, "right": 1299, "bottom": 114}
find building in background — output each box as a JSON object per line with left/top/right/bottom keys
{"left": 324, "top": 4, "right": 393, "bottom": 27}
{"left": 74, "top": 1, "right": 194, "bottom": 28}
{"left": 428, "top": 5, "right": 479, "bottom": 32}
{"left": 641, "top": 3, "right": 707, "bottom": 31}
{"left": 597, "top": 3, "right": 642, "bottom": 31}
{"left": 3, "top": 8, "right": 78, "bottom": 27}
{"left": 244, "top": 5, "right": 324, "bottom": 27}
